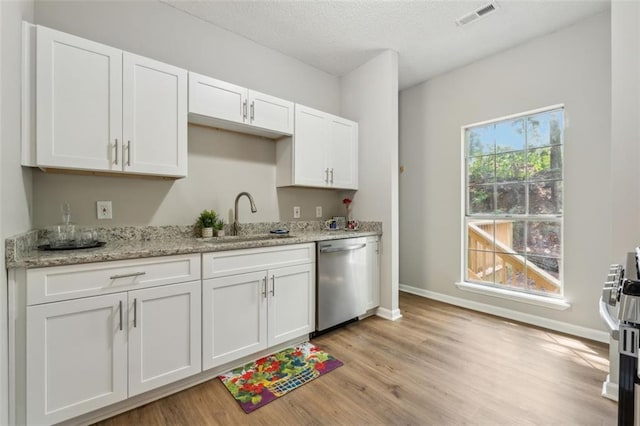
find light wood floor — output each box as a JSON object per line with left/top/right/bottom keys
{"left": 96, "top": 292, "right": 616, "bottom": 425}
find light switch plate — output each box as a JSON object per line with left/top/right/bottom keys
{"left": 316, "top": 206, "right": 322, "bottom": 218}
{"left": 97, "top": 201, "right": 112, "bottom": 220}
{"left": 293, "top": 206, "right": 301, "bottom": 219}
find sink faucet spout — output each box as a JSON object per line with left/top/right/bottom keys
{"left": 233, "top": 192, "right": 258, "bottom": 236}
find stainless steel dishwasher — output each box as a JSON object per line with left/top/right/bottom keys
{"left": 316, "top": 237, "right": 367, "bottom": 332}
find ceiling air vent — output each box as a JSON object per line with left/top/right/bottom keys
{"left": 455, "top": 2, "right": 498, "bottom": 26}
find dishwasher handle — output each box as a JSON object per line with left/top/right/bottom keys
{"left": 319, "top": 243, "right": 366, "bottom": 253}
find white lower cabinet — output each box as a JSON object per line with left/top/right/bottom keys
{"left": 364, "top": 236, "right": 381, "bottom": 312}
{"left": 128, "top": 282, "right": 202, "bottom": 396}
{"left": 202, "top": 244, "right": 315, "bottom": 370}
{"left": 202, "top": 271, "right": 268, "bottom": 368}
{"left": 23, "top": 255, "right": 202, "bottom": 425}
{"left": 26, "top": 293, "right": 128, "bottom": 426}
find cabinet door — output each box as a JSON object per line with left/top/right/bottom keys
{"left": 202, "top": 272, "right": 267, "bottom": 370}
{"left": 36, "top": 26, "right": 122, "bottom": 172}
{"left": 248, "top": 90, "right": 294, "bottom": 135}
{"left": 267, "top": 264, "right": 314, "bottom": 346}
{"left": 365, "top": 238, "right": 381, "bottom": 311}
{"left": 123, "top": 53, "right": 188, "bottom": 177}
{"left": 293, "top": 105, "right": 329, "bottom": 187}
{"left": 188, "top": 72, "right": 247, "bottom": 125}
{"left": 128, "top": 281, "right": 201, "bottom": 396}
{"left": 327, "top": 116, "right": 358, "bottom": 190}
{"left": 27, "top": 293, "right": 127, "bottom": 425}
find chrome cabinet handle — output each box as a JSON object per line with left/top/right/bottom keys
{"left": 127, "top": 140, "right": 131, "bottom": 166}
{"left": 110, "top": 271, "right": 146, "bottom": 280}
{"left": 262, "top": 277, "right": 267, "bottom": 298}
{"left": 270, "top": 275, "right": 275, "bottom": 296}
{"left": 330, "top": 168, "right": 334, "bottom": 184}
{"left": 114, "top": 139, "right": 119, "bottom": 165}
{"left": 324, "top": 168, "right": 329, "bottom": 183}
{"left": 250, "top": 101, "right": 255, "bottom": 122}
{"left": 119, "top": 300, "right": 123, "bottom": 331}
{"left": 243, "top": 100, "right": 247, "bottom": 120}
{"left": 133, "top": 298, "right": 137, "bottom": 328}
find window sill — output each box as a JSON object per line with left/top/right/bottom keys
{"left": 455, "top": 281, "right": 571, "bottom": 311}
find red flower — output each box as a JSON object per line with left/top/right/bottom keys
{"left": 241, "top": 371, "right": 254, "bottom": 381}
{"left": 342, "top": 198, "right": 352, "bottom": 205}
{"left": 292, "top": 350, "right": 302, "bottom": 357}
{"left": 315, "top": 361, "right": 325, "bottom": 371}
{"left": 255, "top": 357, "right": 267, "bottom": 366}
{"left": 253, "top": 383, "right": 264, "bottom": 394}
{"left": 266, "top": 361, "right": 281, "bottom": 372}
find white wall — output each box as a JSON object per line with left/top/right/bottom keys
{"left": 341, "top": 50, "right": 400, "bottom": 318}
{"left": 603, "top": 0, "right": 640, "bottom": 400}
{"left": 399, "top": 12, "right": 611, "bottom": 332}
{"left": 29, "top": 0, "right": 343, "bottom": 227}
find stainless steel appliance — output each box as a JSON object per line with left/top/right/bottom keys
{"left": 316, "top": 237, "right": 367, "bottom": 332}
{"left": 600, "top": 251, "right": 640, "bottom": 426}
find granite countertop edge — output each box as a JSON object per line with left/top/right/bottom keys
{"left": 6, "top": 225, "right": 382, "bottom": 269}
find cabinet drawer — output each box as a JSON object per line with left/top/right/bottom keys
{"left": 202, "top": 243, "right": 315, "bottom": 279}
{"left": 26, "top": 254, "right": 201, "bottom": 305}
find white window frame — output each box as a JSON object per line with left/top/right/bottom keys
{"left": 460, "top": 104, "right": 565, "bottom": 304}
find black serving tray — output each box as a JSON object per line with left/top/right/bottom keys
{"left": 38, "top": 241, "right": 106, "bottom": 251}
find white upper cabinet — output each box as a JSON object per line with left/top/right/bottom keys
{"left": 276, "top": 104, "right": 358, "bottom": 190}
{"left": 24, "top": 24, "right": 188, "bottom": 178}
{"left": 188, "top": 73, "right": 247, "bottom": 126}
{"left": 123, "top": 53, "right": 187, "bottom": 177}
{"left": 188, "top": 72, "right": 294, "bottom": 138}
{"left": 36, "top": 25, "right": 122, "bottom": 172}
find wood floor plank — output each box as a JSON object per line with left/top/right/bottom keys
{"left": 94, "top": 293, "right": 617, "bottom": 425}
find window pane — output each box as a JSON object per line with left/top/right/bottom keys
{"left": 469, "top": 184, "right": 494, "bottom": 214}
{"left": 496, "top": 183, "right": 525, "bottom": 214}
{"left": 467, "top": 220, "right": 495, "bottom": 252}
{"left": 495, "top": 152, "right": 525, "bottom": 182}
{"left": 527, "top": 146, "right": 562, "bottom": 181}
{"left": 494, "top": 220, "right": 525, "bottom": 253}
{"left": 494, "top": 258, "right": 527, "bottom": 288}
{"left": 468, "top": 155, "right": 495, "bottom": 184}
{"left": 496, "top": 119, "right": 525, "bottom": 152}
{"left": 529, "top": 181, "right": 563, "bottom": 215}
{"left": 466, "top": 125, "right": 494, "bottom": 157}
{"left": 527, "top": 110, "right": 563, "bottom": 148}
{"left": 549, "top": 111, "right": 563, "bottom": 145}
{"left": 526, "top": 255, "right": 561, "bottom": 295}
{"left": 467, "top": 250, "right": 494, "bottom": 284}
{"left": 526, "top": 221, "right": 561, "bottom": 258}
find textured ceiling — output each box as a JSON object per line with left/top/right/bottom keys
{"left": 161, "top": 0, "right": 609, "bottom": 90}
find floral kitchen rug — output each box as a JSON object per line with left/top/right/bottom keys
{"left": 218, "top": 342, "right": 343, "bottom": 413}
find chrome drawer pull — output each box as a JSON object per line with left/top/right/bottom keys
{"left": 119, "top": 300, "right": 123, "bottom": 331}
{"left": 133, "top": 298, "right": 137, "bottom": 328}
{"left": 110, "top": 271, "right": 146, "bottom": 280}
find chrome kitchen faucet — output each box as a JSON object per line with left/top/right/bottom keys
{"left": 233, "top": 192, "right": 257, "bottom": 236}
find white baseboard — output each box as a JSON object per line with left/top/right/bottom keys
{"left": 601, "top": 374, "right": 618, "bottom": 401}
{"left": 399, "top": 284, "right": 609, "bottom": 343}
{"left": 376, "top": 307, "right": 402, "bottom": 321}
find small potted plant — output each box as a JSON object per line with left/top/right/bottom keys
{"left": 214, "top": 217, "right": 225, "bottom": 237}
{"left": 197, "top": 210, "right": 217, "bottom": 238}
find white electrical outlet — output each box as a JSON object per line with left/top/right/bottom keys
{"left": 97, "top": 201, "right": 113, "bottom": 220}
{"left": 293, "top": 206, "right": 301, "bottom": 219}
{"left": 316, "top": 206, "right": 322, "bottom": 218}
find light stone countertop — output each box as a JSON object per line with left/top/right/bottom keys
{"left": 5, "top": 222, "right": 381, "bottom": 269}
